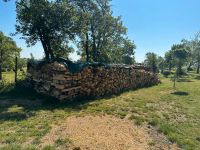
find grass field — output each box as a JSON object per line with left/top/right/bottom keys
{"left": 0, "top": 72, "right": 200, "bottom": 149}
{"left": 2, "top": 72, "right": 15, "bottom": 83}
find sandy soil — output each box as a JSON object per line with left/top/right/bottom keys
{"left": 40, "top": 115, "right": 180, "bottom": 150}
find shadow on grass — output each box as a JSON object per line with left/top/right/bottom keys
{"left": 0, "top": 82, "right": 111, "bottom": 121}
{"left": 171, "top": 91, "right": 189, "bottom": 96}
{"left": 0, "top": 79, "right": 158, "bottom": 121}
{"left": 0, "top": 112, "right": 35, "bottom": 121}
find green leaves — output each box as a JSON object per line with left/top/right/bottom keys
{"left": 144, "top": 52, "right": 158, "bottom": 73}
{"left": 15, "top": 0, "right": 82, "bottom": 60}
{"left": 15, "top": 0, "right": 136, "bottom": 63}
{"left": 0, "top": 31, "right": 21, "bottom": 77}
{"left": 172, "top": 44, "right": 189, "bottom": 60}
{"left": 75, "top": 0, "right": 136, "bottom": 64}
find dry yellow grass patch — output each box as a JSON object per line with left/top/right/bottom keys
{"left": 40, "top": 115, "right": 180, "bottom": 150}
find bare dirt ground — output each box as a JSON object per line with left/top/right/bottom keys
{"left": 40, "top": 115, "right": 180, "bottom": 150}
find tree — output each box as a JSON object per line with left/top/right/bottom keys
{"left": 165, "top": 50, "right": 174, "bottom": 72}
{"left": 108, "top": 38, "right": 136, "bottom": 64}
{"left": 51, "top": 40, "right": 75, "bottom": 59}
{"left": 72, "top": 0, "right": 94, "bottom": 62}
{"left": 171, "top": 44, "right": 189, "bottom": 77}
{"left": 190, "top": 32, "right": 200, "bottom": 73}
{"left": 144, "top": 52, "right": 158, "bottom": 73}
{"left": 75, "top": 0, "right": 135, "bottom": 63}
{"left": 180, "top": 33, "right": 200, "bottom": 74}
{"left": 179, "top": 39, "right": 194, "bottom": 72}
{"left": 18, "top": 58, "right": 27, "bottom": 70}
{"left": 15, "top": 0, "right": 82, "bottom": 60}
{"left": 121, "top": 39, "right": 136, "bottom": 65}
{"left": 13, "top": 0, "right": 136, "bottom": 64}
{"left": 30, "top": 53, "right": 35, "bottom": 61}
{"left": 157, "top": 56, "right": 164, "bottom": 73}
{"left": 0, "top": 31, "right": 21, "bottom": 80}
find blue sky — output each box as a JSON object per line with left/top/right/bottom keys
{"left": 1, "top": 0, "right": 200, "bottom": 62}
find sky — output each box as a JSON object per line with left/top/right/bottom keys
{"left": 1, "top": 0, "right": 200, "bottom": 62}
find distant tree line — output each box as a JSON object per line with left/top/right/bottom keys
{"left": 144, "top": 32, "right": 200, "bottom": 76}
{"left": 11, "top": 0, "right": 136, "bottom": 64}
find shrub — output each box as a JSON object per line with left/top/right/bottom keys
{"left": 2, "top": 68, "right": 7, "bottom": 72}
{"left": 177, "top": 68, "right": 187, "bottom": 76}
{"left": 187, "top": 67, "right": 194, "bottom": 72}
{"left": 162, "top": 70, "right": 171, "bottom": 77}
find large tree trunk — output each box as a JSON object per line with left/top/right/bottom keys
{"left": 41, "top": 41, "right": 50, "bottom": 60}
{"left": 38, "top": 29, "right": 50, "bottom": 60}
{"left": 85, "top": 32, "right": 89, "bottom": 62}
{"left": 47, "top": 41, "right": 54, "bottom": 60}
{"left": 80, "top": 5, "right": 90, "bottom": 62}
{"left": 49, "top": 50, "right": 54, "bottom": 60}
{"left": 0, "top": 50, "right": 2, "bottom": 80}
{"left": 91, "top": 23, "right": 97, "bottom": 62}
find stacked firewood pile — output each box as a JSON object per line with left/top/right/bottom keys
{"left": 27, "top": 61, "right": 160, "bottom": 101}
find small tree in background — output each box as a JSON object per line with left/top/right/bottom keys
{"left": 144, "top": 52, "right": 158, "bottom": 73}
{"left": 157, "top": 56, "right": 165, "bottom": 73}
{"left": 121, "top": 39, "right": 136, "bottom": 65}
{"left": 191, "top": 32, "right": 200, "bottom": 74}
{"left": 0, "top": 31, "right": 21, "bottom": 80}
{"left": 177, "top": 33, "right": 200, "bottom": 74}
{"left": 171, "top": 44, "right": 189, "bottom": 78}
{"left": 18, "top": 58, "right": 27, "bottom": 70}
{"left": 164, "top": 50, "right": 174, "bottom": 72}
{"left": 180, "top": 39, "right": 194, "bottom": 72}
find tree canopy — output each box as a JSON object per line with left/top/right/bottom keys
{"left": 15, "top": 0, "right": 84, "bottom": 60}
{"left": 0, "top": 31, "right": 21, "bottom": 79}
{"left": 144, "top": 52, "right": 158, "bottom": 73}
{"left": 75, "top": 0, "right": 135, "bottom": 63}
{"left": 15, "top": 0, "right": 136, "bottom": 64}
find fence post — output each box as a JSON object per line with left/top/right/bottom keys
{"left": 15, "top": 56, "right": 18, "bottom": 83}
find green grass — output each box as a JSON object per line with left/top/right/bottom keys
{"left": 1, "top": 71, "right": 200, "bottom": 149}
{"left": 2, "top": 71, "right": 15, "bottom": 83}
